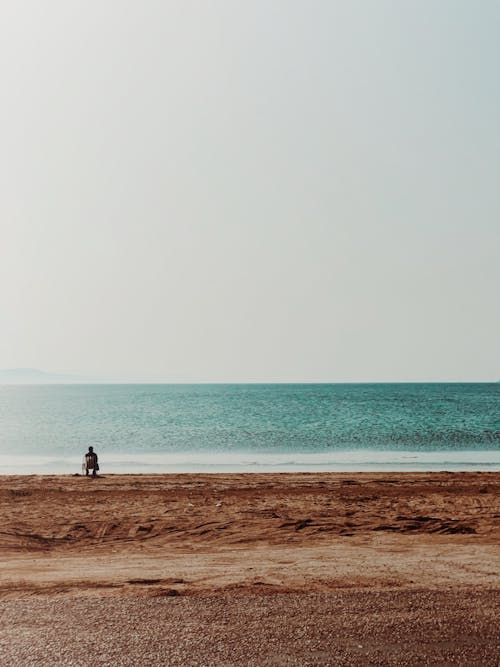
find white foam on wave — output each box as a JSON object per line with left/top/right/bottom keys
{"left": 1, "top": 449, "right": 499, "bottom": 474}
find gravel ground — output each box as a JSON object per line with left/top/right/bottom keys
{"left": 0, "top": 590, "right": 498, "bottom": 666}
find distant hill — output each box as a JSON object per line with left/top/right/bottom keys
{"left": 0, "top": 368, "right": 89, "bottom": 384}
{"left": 0, "top": 368, "right": 171, "bottom": 384}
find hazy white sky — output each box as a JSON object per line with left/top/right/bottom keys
{"left": 1, "top": 0, "right": 498, "bottom": 381}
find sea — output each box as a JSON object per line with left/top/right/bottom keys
{"left": 0, "top": 383, "right": 498, "bottom": 474}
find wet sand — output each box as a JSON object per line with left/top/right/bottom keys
{"left": 1, "top": 472, "right": 499, "bottom": 665}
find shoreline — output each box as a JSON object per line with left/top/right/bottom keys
{"left": 2, "top": 468, "right": 500, "bottom": 476}
{"left": 2, "top": 447, "right": 499, "bottom": 476}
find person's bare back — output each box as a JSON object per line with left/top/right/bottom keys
{"left": 84, "top": 447, "right": 98, "bottom": 476}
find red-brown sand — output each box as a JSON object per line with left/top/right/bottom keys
{"left": 1, "top": 472, "right": 498, "bottom": 665}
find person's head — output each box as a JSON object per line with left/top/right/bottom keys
{"left": 88, "top": 446, "right": 93, "bottom": 453}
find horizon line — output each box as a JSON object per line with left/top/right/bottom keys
{"left": 0, "top": 380, "right": 498, "bottom": 385}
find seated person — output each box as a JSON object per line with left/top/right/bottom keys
{"left": 84, "top": 446, "right": 99, "bottom": 476}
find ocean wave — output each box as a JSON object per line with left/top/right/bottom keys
{"left": 1, "top": 449, "right": 499, "bottom": 474}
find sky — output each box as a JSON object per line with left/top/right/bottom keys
{"left": 0, "top": 0, "right": 499, "bottom": 382}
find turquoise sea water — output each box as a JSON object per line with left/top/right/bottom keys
{"left": 0, "top": 383, "right": 498, "bottom": 474}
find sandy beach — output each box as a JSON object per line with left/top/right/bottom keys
{"left": 1, "top": 472, "right": 499, "bottom": 665}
